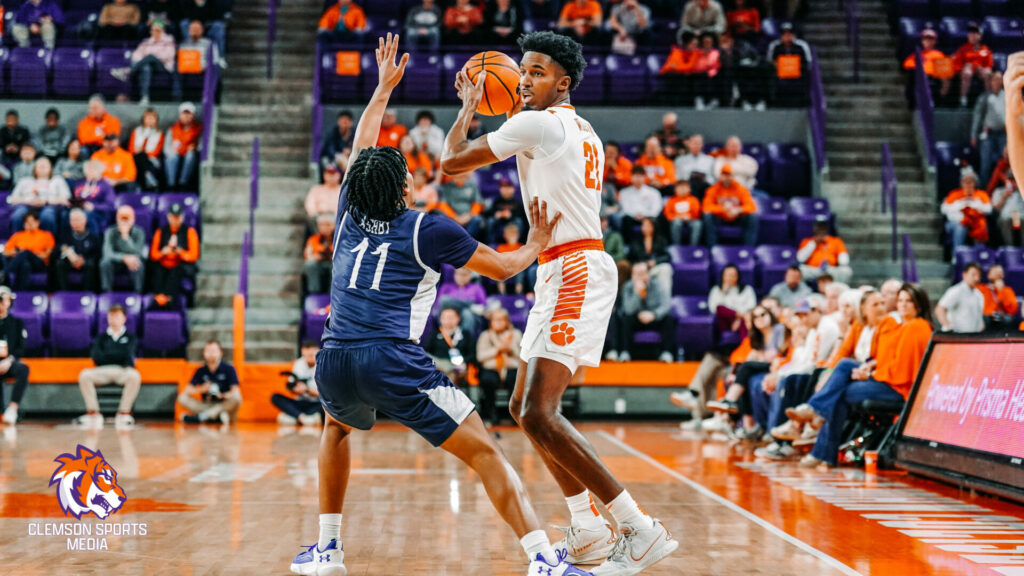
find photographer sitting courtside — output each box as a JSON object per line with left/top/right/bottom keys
{"left": 178, "top": 340, "right": 241, "bottom": 424}
{"left": 272, "top": 340, "right": 323, "bottom": 426}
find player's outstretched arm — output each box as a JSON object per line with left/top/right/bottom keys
{"left": 1005, "top": 52, "right": 1024, "bottom": 200}
{"left": 440, "top": 69, "right": 501, "bottom": 176}
{"left": 347, "top": 33, "right": 409, "bottom": 171}
{"left": 463, "top": 198, "right": 561, "bottom": 281}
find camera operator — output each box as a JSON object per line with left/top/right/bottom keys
{"left": 271, "top": 340, "right": 323, "bottom": 426}
{"left": 177, "top": 340, "right": 241, "bottom": 425}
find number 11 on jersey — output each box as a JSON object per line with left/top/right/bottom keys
{"left": 347, "top": 238, "right": 391, "bottom": 291}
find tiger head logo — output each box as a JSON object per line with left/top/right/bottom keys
{"left": 49, "top": 445, "right": 126, "bottom": 520}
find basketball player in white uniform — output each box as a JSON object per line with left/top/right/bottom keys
{"left": 441, "top": 31, "right": 678, "bottom": 576}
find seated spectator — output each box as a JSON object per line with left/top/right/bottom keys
{"left": 768, "top": 265, "right": 813, "bottom": 308}
{"left": 13, "top": 0, "right": 63, "bottom": 50}
{"left": 150, "top": 203, "right": 199, "bottom": 307}
{"left": 178, "top": 20, "right": 217, "bottom": 75}
{"left": 484, "top": 0, "right": 523, "bottom": 44}
{"left": 436, "top": 267, "right": 487, "bottom": 335}
{"left": 424, "top": 306, "right": 475, "bottom": 388}
{"left": 35, "top": 108, "right": 69, "bottom": 163}
{"left": 77, "top": 95, "right": 122, "bottom": 157}
{"left": 10, "top": 157, "right": 70, "bottom": 234}
{"left": 557, "top": 0, "right": 603, "bottom": 43}
{"left": 712, "top": 136, "right": 759, "bottom": 192}
{"left": 680, "top": 0, "right": 725, "bottom": 37}
{"left": 936, "top": 263, "right": 984, "bottom": 333}
{"left": 619, "top": 165, "right": 664, "bottom": 241}
{"left": 320, "top": 111, "right": 354, "bottom": 175}
{"left": 11, "top": 143, "right": 37, "bottom": 188}
{"left": 91, "top": 132, "right": 137, "bottom": 192}
{"left": 690, "top": 32, "right": 723, "bottom": 109}
{"left": 304, "top": 215, "right": 334, "bottom": 295}
{"left": 164, "top": 102, "right": 202, "bottom": 189}
{"left": 952, "top": 22, "right": 993, "bottom": 108}
{"left": 972, "top": 72, "right": 1005, "bottom": 185}
{"left": 409, "top": 110, "right": 445, "bottom": 162}
{"left": 317, "top": 0, "right": 368, "bottom": 44}
{"left": 602, "top": 213, "right": 630, "bottom": 286}
{"left": 3, "top": 210, "right": 54, "bottom": 289}
{"left": 797, "top": 216, "right": 852, "bottom": 284}
{"left": 628, "top": 217, "right": 673, "bottom": 297}
{"left": 305, "top": 164, "right": 343, "bottom": 223}
{"left": 941, "top": 170, "right": 991, "bottom": 253}
{"left": 99, "top": 0, "right": 142, "bottom": 42}
{"left": 0, "top": 287, "right": 29, "bottom": 425}
{"left": 609, "top": 262, "right": 675, "bottom": 363}
{"left": 410, "top": 167, "right": 440, "bottom": 213}
{"left": 56, "top": 140, "right": 86, "bottom": 182}
{"left": 178, "top": 340, "right": 241, "bottom": 425}
{"left": 179, "top": 0, "right": 226, "bottom": 68}
{"left": 658, "top": 34, "right": 701, "bottom": 104}
{"left": 400, "top": 134, "right": 434, "bottom": 181}
{"left": 992, "top": 173, "right": 1023, "bottom": 247}
{"left": 56, "top": 208, "right": 101, "bottom": 292}
{"left": 635, "top": 136, "right": 676, "bottom": 191}
{"left": 101, "top": 205, "right": 147, "bottom": 293}
{"left": 903, "top": 28, "right": 952, "bottom": 102}
{"left": 609, "top": 0, "right": 651, "bottom": 54}
{"left": 376, "top": 109, "right": 407, "bottom": 148}
{"left": 1, "top": 110, "right": 31, "bottom": 164}
{"left": 476, "top": 307, "right": 522, "bottom": 425}
{"left": 663, "top": 180, "right": 702, "bottom": 245}
{"left": 484, "top": 178, "right": 527, "bottom": 243}
{"left": 438, "top": 171, "right": 484, "bottom": 239}
{"left": 129, "top": 109, "right": 165, "bottom": 190}
{"left": 74, "top": 304, "right": 140, "bottom": 429}
{"left": 720, "top": 32, "right": 771, "bottom": 110}
{"left": 272, "top": 341, "right": 323, "bottom": 426}
{"left": 702, "top": 164, "right": 758, "bottom": 246}
{"left": 709, "top": 263, "right": 757, "bottom": 316}
{"left": 981, "top": 264, "right": 1019, "bottom": 329}
{"left": 675, "top": 133, "right": 715, "bottom": 197}
{"left": 73, "top": 160, "right": 117, "bottom": 235}
{"left": 726, "top": 0, "right": 760, "bottom": 42}
{"left": 112, "top": 21, "right": 179, "bottom": 104}
{"left": 405, "top": 0, "right": 443, "bottom": 51}
{"left": 444, "top": 0, "right": 484, "bottom": 45}
{"left": 495, "top": 223, "right": 532, "bottom": 294}
{"left": 603, "top": 141, "right": 634, "bottom": 192}
{"left": 767, "top": 23, "right": 812, "bottom": 108}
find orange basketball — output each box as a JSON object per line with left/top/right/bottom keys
{"left": 462, "top": 51, "right": 521, "bottom": 116}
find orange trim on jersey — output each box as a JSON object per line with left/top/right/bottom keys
{"left": 551, "top": 251, "right": 589, "bottom": 323}
{"left": 538, "top": 238, "right": 604, "bottom": 265}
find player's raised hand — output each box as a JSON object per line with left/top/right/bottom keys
{"left": 1004, "top": 52, "right": 1024, "bottom": 117}
{"left": 456, "top": 69, "right": 486, "bottom": 113}
{"left": 525, "top": 197, "right": 562, "bottom": 250}
{"left": 375, "top": 33, "right": 409, "bottom": 92}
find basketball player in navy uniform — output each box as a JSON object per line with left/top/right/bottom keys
{"left": 288, "top": 35, "right": 593, "bottom": 576}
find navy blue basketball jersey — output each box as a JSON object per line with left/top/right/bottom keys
{"left": 322, "top": 184, "right": 479, "bottom": 343}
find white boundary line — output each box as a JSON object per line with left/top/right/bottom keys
{"left": 596, "top": 431, "right": 864, "bottom": 576}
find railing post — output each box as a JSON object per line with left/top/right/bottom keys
{"left": 250, "top": 137, "right": 259, "bottom": 251}
{"left": 200, "top": 43, "right": 216, "bottom": 164}
{"left": 808, "top": 47, "right": 827, "bottom": 174}
{"left": 914, "top": 49, "right": 936, "bottom": 166}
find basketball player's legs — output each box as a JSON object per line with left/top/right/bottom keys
{"left": 319, "top": 414, "right": 352, "bottom": 520}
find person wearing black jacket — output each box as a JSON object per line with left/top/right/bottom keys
{"left": 75, "top": 305, "right": 140, "bottom": 429}
{"left": 0, "top": 286, "right": 30, "bottom": 425}
{"left": 483, "top": 179, "right": 528, "bottom": 243}
{"left": 56, "top": 208, "right": 102, "bottom": 291}
{"left": 424, "top": 306, "right": 475, "bottom": 388}
{"left": 628, "top": 216, "right": 674, "bottom": 299}
{"left": 0, "top": 110, "right": 31, "bottom": 164}
{"left": 179, "top": 0, "right": 226, "bottom": 68}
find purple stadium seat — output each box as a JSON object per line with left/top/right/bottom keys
{"left": 478, "top": 167, "right": 519, "bottom": 201}
{"left": 52, "top": 48, "right": 94, "bottom": 97}
{"left": 486, "top": 295, "right": 533, "bottom": 332}
{"left": 361, "top": 0, "right": 404, "bottom": 19}
{"left": 50, "top": 292, "right": 97, "bottom": 355}
{"left": 95, "top": 48, "right": 132, "bottom": 98}
{"left": 672, "top": 296, "right": 714, "bottom": 357}
{"left": 983, "top": 18, "right": 1023, "bottom": 54}
{"left": 934, "top": 141, "right": 977, "bottom": 198}
{"left": 366, "top": 17, "right": 401, "bottom": 38}
{"left": 440, "top": 263, "right": 455, "bottom": 285}
{"left": 362, "top": 52, "right": 380, "bottom": 100}
{"left": 574, "top": 54, "right": 606, "bottom": 104}
{"left": 605, "top": 54, "right": 647, "bottom": 104}
{"left": 523, "top": 18, "right": 556, "bottom": 34}
{"left": 650, "top": 18, "right": 678, "bottom": 47}
{"left": 999, "top": 247, "right": 1024, "bottom": 294}
{"left": 442, "top": 52, "right": 474, "bottom": 103}
{"left": 760, "top": 18, "right": 782, "bottom": 40}
{"left": 11, "top": 291, "right": 48, "bottom": 355}
{"left": 140, "top": 310, "right": 186, "bottom": 355}
{"left": 97, "top": 292, "right": 142, "bottom": 334}
{"left": 320, "top": 48, "right": 362, "bottom": 103}
{"left": 938, "top": 17, "right": 970, "bottom": 52}
{"left": 755, "top": 196, "right": 790, "bottom": 245}
{"left": 937, "top": 0, "right": 975, "bottom": 19}
{"left": 788, "top": 197, "right": 831, "bottom": 241}
{"left": 7, "top": 268, "right": 48, "bottom": 291}
{"left": 754, "top": 245, "right": 798, "bottom": 296}
{"left": 402, "top": 53, "right": 442, "bottom": 103}
{"left": 0, "top": 48, "right": 8, "bottom": 95}
{"left": 952, "top": 246, "right": 996, "bottom": 280}
{"left": 980, "top": 0, "right": 1011, "bottom": 17}
{"left": 156, "top": 193, "right": 200, "bottom": 228}
{"left": 9, "top": 48, "right": 50, "bottom": 96}
{"left": 767, "top": 143, "right": 810, "bottom": 198}
{"left": 668, "top": 245, "right": 711, "bottom": 295}
{"left": 993, "top": 52, "right": 1007, "bottom": 73}
{"left": 898, "top": 0, "right": 933, "bottom": 20}
{"left": 115, "top": 192, "right": 157, "bottom": 211}
{"left": 710, "top": 245, "right": 756, "bottom": 287}
{"left": 303, "top": 294, "right": 331, "bottom": 342}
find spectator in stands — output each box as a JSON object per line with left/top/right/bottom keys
{"left": 953, "top": 22, "right": 994, "bottom": 108}
{"left": 436, "top": 267, "right": 487, "bottom": 335}
{"left": 424, "top": 306, "right": 474, "bottom": 388}
{"left": 73, "top": 160, "right": 116, "bottom": 235}
{"left": 903, "top": 28, "right": 952, "bottom": 102}
{"left": 164, "top": 102, "right": 202, "bottom": 189}
{"left": 628, "top": 217, "right": 673, "bottom": 297}
{"left": 35, "top": 109, "right": 68, "bottom": 164}
{"left": 304, "top": 214, "right": 334, "bottom": 295}
{"left": 444, "top": 0, "right": 485, "bottom": 45}
{"left": 680, "top": 0, "right": 726, "bottom": 37}
{"left": 1, "top": 110, "right": 31, "bottom": 164}
{"left": 942, "top": 170, "right": 991, "bottom": 253}
{"left": 609, "top": 0, "right": 651, "bottom": 53}
{"left": 179, "top": 20, "right": 217, "bottom": 76}
{"left": 180, "top": 0, "right": 226, "bottom": 68}
{"left": 376, "top": 108, "right": 407, "bottom": 148}
{"left": 405, "top": 0, "right": 443, "bottom": 51}
{"left": 150, "top": 202, "right": 199, "bottom": 307}
{"left": 0, "top": 287, "right": 29, "bottom": 426}
{"left": 710, "top": 263, "right": 757, "bottom": 316}
{"left": 726, "top": 0, "right": 760, "bottom": 43}
{"left": 113, "top": 21, "right": 179, "bottom": 105}
{"left": 409, "top": 110, "right": 445, "bottom": 162}
{"left": 768, "top": 265, "right": 813, "bottom": 308}
{"left": 690, "top": 32, "right": 723, "bottom": 110}
{"left": 306, "top": 164, "right": 343, "bottom": 223}
{"left": 972, "top": 72, "right": 1006, "bottom": 185}
{"left": 74, "top": 304, "right": 140, "bottom": 429}
{"left": 10, "top": 157, "right": 70, "bottom": 234}
{"left": 609, "top": 262, "right": 675, "bottom": 363}
{"left": 484, "top": 0, "right": 523, "bottom": 44}
{"left": 320, "top": 110, "right": 354, "bottom": 175}
{"left": 273, "top": 341, "right": 322, "bottom": 426}
{"left": 603, "top": 213, "right": 630, "bottom": 286}
{"left": 410, "top": 168, "right": 439, "bottom": 213}
{"left": 767, "top": 22, "right": 812, "bottom": 108}
{"left": 77, "top": 95, "right": 122, "bottom": 157}
{"left": 635, "top": 136, "right": 676, "bottom": 191}
{"left": 129, "top": 109, "right": 165, "bottom": 190}
{"left": 56, "top": 140, "right": 85, "bottom": 182}
{"left": 718, "top": 31, "right": 770, "bottom": 110}
{"left": 317, "top": 0, "right": 368, "bottom": 44}
{"left": 658, "top": 33, "right": 701, "bottom": 104}
{"left": 936, "top": 263, "right": 984, "bottom": 333}
{"left": 101, "top": 205, "right": 147, "bottom": 293}
{"left": 604, "top": 141, "right": 633, "bottom": 191}
{"left": 557, "top": 0, "right": 603, "bottom": 44}
{"left": 981, "top": 264, "right": 1019, "bottom": 329}
{"left": 713, "top": 136, "right": 759, "bottom": 192}
{"left": 484, "top": 178, "right": 526, "bottom": 243}
{"left": 92, "top": 132, "right": 137, "bottom": 192}
{"left": 652, "top": 114, "right": 682, "bottom": 159}
{"left": 11, "top": 143, "right": 37, "bottom": 188}
{"left": 879, "top": 277, "right": 902, "bottom": 318}
{"left": 147, "top": 0, "right": 181, "bottom": 33}
{"left": 4, "top": 210, "right": 53, "bottom": 289}
{"left": 476, "top": 307, "right": 522, "bottom": 426}
{"left": 438, "top": 171, "right": 484, "bottom": 239}
{"left": 797, "top": 217, "right": 852, "bottom": 284}
{"left": 619, "top": 166, "right": 664, "bottom": 241}
{"left": 178, "top": 340, "right": 241, "bottom": 425}
{"left": 13, "top": 0, "right": 63, "bottom": 50}
{"left": 400, "top": 134, "right": 434, "bottom": 182}
{"left": 663, "top": 180, "right": 702, "bottom": 245}
{"left": 56, "top": 208, "right": 101, "bottom": 292}
{"left": 99, "top": 0, "right": 142, "bottom": 42}
{"left": 702, "top": 163, "right": 759, "bottom": 246}
{"left": 495, "top": 223, "right": 533, "bottom": 294}
{"left": 675, "top": 133, "right": 714, "bottom": 197}
{"left": 993, "top": 173, "right": 1023, "bottom": 247}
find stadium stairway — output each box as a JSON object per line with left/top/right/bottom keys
{"left": 806, "top": 0, "right": 949, "bottom": 297}
{"left": 190, "top": 0, "right": 321, "bottom": 362}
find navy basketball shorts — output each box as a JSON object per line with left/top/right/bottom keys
{"left": 316, "top": 338, "right": 476, "bottom": 447}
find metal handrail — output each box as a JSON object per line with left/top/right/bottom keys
{"left": 808, "top": 47, "right": 827, "bottom": 173}
{"left": 914, "top": 48, "right": 936, "bottom": 166}
{"left": 250, "top": 137, "right": 259, "bottom": 250}
{"left": 880, "top": 142, "right": 898, "bottom": 261}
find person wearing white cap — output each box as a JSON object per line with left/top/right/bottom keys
{"left": 164, "top": 102, "right": 202, "bottom": 189}
{"left": 0, "top": 286, "right": 30, "bottom": 425}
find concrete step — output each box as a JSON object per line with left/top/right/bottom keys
{"left": 198, "top": 272, "right": 301, "bottom": 293}
{"left": 820, "top": 59, "right": 902, "bottom": 74}
{"left": 190, "top": 323, "right": 300, "bottom": 344}
{"left": 825, "top": 137, "right": 919, "bottom": 154}
{"left": 846, "top": 245, "right": 945, "bottom": 261}
{"left": 189, "top": 307, "right": 301, "bottom": 326}
{"left": 218, "top": 131, "right": 310, "bottom": 148}
{"left": 217, "top": 147, "right": 310, "bottom": 163}
{"left": 194, "top": 294, "right": 301, "bottom": 313}
{"left": 203, "top": 223, "right": 307, "bottom": 244}
{"left": 196, "top": 256, "right": 304, "bottom": 274}
{"left": 213, "top": 161, "right": 311, "bottom": 178}
{"left": 828, "top": 166, "right": 926, "bottom": 182}
{"left": 827, "top": 121, "right": 919, "bottom": 138}
{"left": 824, "top": 84, "right": 906, "bottom": 97}
{"left": 828, "top": 151, "right": 921, "bottom": 168}
{"left": 187, "top": 341, "right": 298, "bottom": 364}
{"left": 216, "top": 115, "right": 313, "bottom": 133}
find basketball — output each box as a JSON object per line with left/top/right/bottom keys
{"left": 462, "top": 51, "right": 521, "bottom": 116}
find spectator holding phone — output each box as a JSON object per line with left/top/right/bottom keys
{"left": 271, "top": 341, "right": 322, "bottom": 426}
{"left": 177, "top": 340, "right": 241, "bottom": 424}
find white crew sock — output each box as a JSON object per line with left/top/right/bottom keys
{"left": 521, "top": 529, "right": 559, "bottom": 565}
{"left": 565, "top": 489, "right": 605, "bottom": 529}
{"left": 606, "top": 490, "right": 653, "bottom": 528}
{"left": 318, "top": 513, "right": 342, "bottom": 551}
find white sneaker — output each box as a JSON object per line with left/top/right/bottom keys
{"left": 74, "top": 412, "right": 104, "bottom": 428}
{"left": 139, "top": 96, "right": 150, "bottom": 106}
{"left": 679, "top": 418, "right": 701, "bottom": 431}
{"left": 700, "top": 416, "right": 732, "bottom": 435}
{"left": 219, "top": 412, "right": 231, "bottom": 426}
{"left": 553, "top": 520, "right": 618, "bottom": 565}
{"left": 114, "top": 413, "right": 135, "bottom": 429}
{"left": 527, "top": 553, "right": 595, "bottom": 575}
{"left": 754, "top": 441, "right": 797, "bottom": 460}
{"left": 278, "top": 413, "right": 298, "bottom": 425}
{"left": 755, "top": 100, "right": 767, "bottom": 111}
{"left": 658, "top": 351, "right": 674, "bottom": 363}
{"left": 799, "top": 454, "right": 826, "bottom": 469}
{"left": 298, "top": 413, "right": 322, "bottom": 427}
{"left": 694, "top": 96, "right": 706, "bottom": 110}
{"left": 669, "top": 391, "right": 698, "bottom": 412}
{"left": 2, "top": 405, "right": 18, "bottom": 425}
{"left": 618, "top": 351, "right": 631, "bottom": 362}
{"left": 592, "top": 519, "right": 678, "bottom": 576}
{"left": 315, "top": 539, "right": 346, "bottom": 576}
{"left": 605, "top": 350, "right": 619, "bottom": 362}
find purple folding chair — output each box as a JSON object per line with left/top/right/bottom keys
{"left": 788, "top": 197, "right": 831, "bottom": 242}
{"left": 755, "top": 196, "right": 790, "bottom": 245}
{"left": 49, "top": 292, "right": 97, "bottom": 355}
{"left": 605, "top": 54, "right": 647, "bottom": 104}
{"left": 303, "top": 294, "right": 331, "bottom": 342}
{"left": 140, "top": 309, "right": 186, "bottom": 356}
{"left": 96, "top": 292, "right": 142, "bottom": 334}
{"left": 999, "top": 247, "right": 1024, "bottom": 294}
{"left": 402, "top": 53, "right": 442, "bottom": 103}
{"left": 754, "top": 245, "right": 798, "bottom": 296}
{"left": 52, "top": 47, "right": 94, "bottom": 97}
{"left": 672, "top": 296, "right": 714, "bottom": 357}
{"left": 574, "top": 54, "right": 606, "bottom": 104}
{"left": 710, "top": 245, "right": 756, "bottom": 287}
{"left": 668, "top": 245, "right": 711, "bottom": 296}
{"left": 95, "top": 48, "right": 132, "bottom": 98}
{"left": 11, "top": 291, "right": 48, "bottom": 355}
{"left": 9, "top": 47, "right": 50, "bottom": 96}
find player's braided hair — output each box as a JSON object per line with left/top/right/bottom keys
{"left": 344, "top": 146, "right": 409, "bottom": 222}
{"left": 518, "top": 31, "right": 586, "bottom": 91}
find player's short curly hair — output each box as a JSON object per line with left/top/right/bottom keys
{"left": 517, "top": 31, "right": 586, "bottom": 92}
{"left": 344, "top": 146, "right": 408, "bottom": 222}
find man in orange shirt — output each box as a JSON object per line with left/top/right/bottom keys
{"left": 164, "top": 102, "right": 203, "bottom": 189}
{"left": 952, "top": 22, "right": 994, "bottom": 107}
{"left": 603, "top": 141, "right": 634, "bottom": 190}
{"left": 797, "top": 216, "right": 851, "bottom": 284}
{"left": 663, "top": 179, "right": 702, "bottom": 245}
{"left": 903, "top": 28, "right": 952, "bottom": 100}
{"left": 77, "top": 95, "right": 122, "bottom": 156}
{"left": 150, "top": 203, "right": 199, "bottom": 307}
{"left": 376, "top": 108, "right": 407, "bottom": 148}
{"left": 557, "top": 0, "right": 603, "bottom": 42}
{"left": 3, "top": 210, "right": 54, "bottom": 289}
{"left": 317, "top": 0, "right": 367, "bottom": 43}
{"left": 91, "top": 132, "right": 137, "bottom": 191}
{"left": 701, "top": 163, "right": 758, "bottom": 245}
{"left": 443, "top": 0, "right": 483, "bottom": 44}
{"left": 941, "top": 170, "right": 991, "bottom": 253}
{"left": 634, "top": 135, "right": 676, "bottom": 191}
{"left": 980, "top": 264, "right": 1019, "bottom": 327}
{"left": 304, "top": 214, "right": 335, "bottom": 295}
